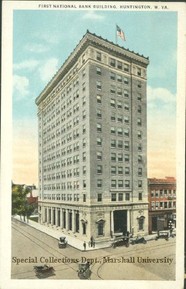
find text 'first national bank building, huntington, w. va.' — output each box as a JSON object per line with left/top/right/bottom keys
{"left": 35, "top": 30, "right": 149, "bottom": 243}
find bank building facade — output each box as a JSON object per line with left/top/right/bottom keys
{"left": 36, "top": 31, "right": 149, "bottom": 242}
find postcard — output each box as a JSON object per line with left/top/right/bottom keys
{"left": 1, "top": 1, "right": 185, "bottom": 289}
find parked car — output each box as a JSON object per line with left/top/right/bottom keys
{"left": 58, "top": 236, "right": 68, "bottom": 248}
{"left": 131, "top": 236, "right": 147, "bottom": 245}
{"left": 155, "top": 230, "right": 170, "bottom": 241}
{"left": 112, "top": 235, "right": 130, "bottom": 248}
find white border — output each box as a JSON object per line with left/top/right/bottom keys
{"left": 1, "top": 1, "right": 186, "bottom": 289}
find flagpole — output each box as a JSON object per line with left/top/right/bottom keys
{"left": 115, "top": 24, "right": 117, "bottom": 44}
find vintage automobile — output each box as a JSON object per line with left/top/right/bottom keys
{"left": 58, "top": 236, "right": 68, "bottom": 248}
{"left": 155, "top": 230, "right": 170, "bottom": 241}
{"left": 112, "top": 235, "right": 130, "bottom": 248}
{"left": 131, "top": 236, "right": 147, "bottom": 245}
{"left": 77, "top": 262, "right": 91, "bottom": 279}
{"left": 34, "top": 264, "right": 55, "bottom": 278}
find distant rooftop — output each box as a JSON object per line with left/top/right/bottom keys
{"left": 148, "top": 177, "right": 176, "bottom": 184}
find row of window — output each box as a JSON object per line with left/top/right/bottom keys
{"left": 150, "top": 201, "right": 176, "bottom": 209}
{"left": 150, "top": 189, "right": 176, "bottom": 197}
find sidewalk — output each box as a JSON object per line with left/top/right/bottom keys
{"left": 12, "top": 216, "right": 112, "bottom": 251}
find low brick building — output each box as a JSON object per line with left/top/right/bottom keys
{"left": 148, "top": 177, "right": 176, "bottom": 233}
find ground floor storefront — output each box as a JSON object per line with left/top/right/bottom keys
{"left": 148, "top": 210, "right": 176, "bottom": 233}
{"left": 38, "top": 201, "right": 149, "bottom": 242}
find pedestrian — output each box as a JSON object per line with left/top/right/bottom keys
{"left": 83, "top": 241, "right": 86, "bottom": 251}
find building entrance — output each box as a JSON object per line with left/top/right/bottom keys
{"left": 114, "top": 210, "right": 127, "bottom": 234}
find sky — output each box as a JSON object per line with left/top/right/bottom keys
{"left": 12, "top": 9, "right": 177, "bottom": 185}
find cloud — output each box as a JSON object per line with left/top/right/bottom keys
{"left": 82, "top": 11, "right": 105, "bottom": 20}
{"left": 25, "top": 43, "right": 50, "bottom": 53}
{"left": 147, "top": 86, "right": 176, "bottom": 104}
{"left": 13, "top": 59, "right": 39, "bottom": 71}
{"left": 13, "top": 75, "right": 30, "bottom": 100}
{"left": 38, "top": 58, "right": 59, "bottom": 82}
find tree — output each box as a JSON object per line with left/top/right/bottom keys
{"left": 12, "top": 184, "right": 35, "bottom": 222}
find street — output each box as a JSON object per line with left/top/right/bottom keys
{"left": 12, "top": 219, "right": 176, "bottom": 280}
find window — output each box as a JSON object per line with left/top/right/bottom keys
{"left": 111, "top": 193, "right": 117, "bottom": 201}
{"left": 110, "top": 72, "right": 116, "bottom": 80}
{"left": 117, "top": 75, "right": 122, "bottom": 82}
{"left": 97, "top": 109, "right": 102, "bottom": 118}
{"left": 124, "top": 116, "right": 129, "bottom": 124}
{"left": 137, "top": 94, "right": 142, "bottom": 101}
{"left": 124, "top": 103, "right": 129, "bottom": 111}
{"left": 110, "top": 85, "right": 116, "bottom": 94}
{"left": 117, "top": 61, "right": 122, "bottom": 69}
{"left": 138, "top": 192, "right": 143, "bottom": 200}
{"left": 96, "top": 67, "right": 101, "bottom": 75}
{"left": 124, "top": 154, "right": 129, "bottom": 162}
{"left": 138, "top": 105, "right": 142, "bottom": 113}
{"left": 97, "top": 81, "right": 102, "bottom": 90}
{"left": 138, "top": 168, "right": 142, "bottom": 176}
{"left": 83, "top": 194, "right": 86, "bottom": 202}
{"left": 117, "top": 88, "right": 122, "bottom": 96}
{"left": 118, "top": 153, "right": 123, "bottom": 162}
{"left": 137, "top": 118, "right": 142, "bottom": 126}
{"left": 82, "top": 125, "right": 86, "bottom": 134}
{"left": 118, "top": 193, "right": 123, "bottom": 201}
{"left": 138, "top": 155, "right": 142, "bottom": 163}
{"left": 124, "top": 90, "right": 129, "bottom": 98}
{"left": 124, "top": 63, "right": 129, "bottom": 72}
{"left": 97, "top": 123, "right": 102, "bottom": 132}
{"left": 118, "top": 166, "right": 123, "bottom": 175}
{"left": 97, "top": 95, "right": 102, "bottom": 104}
{"left": 117, "top": 115, "right": 123, "bottom": 123}
{"left": 97, "top": 193, "right": 102, "bottom": 202}
{"left": 82, "top": 166, "right": 86, "bottom": 175}
{"left": 110, "top": 58, "right": 116, "bottom": 67}
{"left": 111, "top": 153, "right": 116, "bottom": 161}
{"left": 111, "top": 139, "right": 116, "bottom": 148}
{"left": 98, "top": 222, "right": 104, "bottom": 236}
{"left": 125, "top": 180, "right": 130, "bottom": 188}
{"left": 111, "top": 180, "right": 116, "bottom": 188}
{"left": 97, "top": 137, "right": 102, "bottom": 146}
{"left": 118, "top": 140, "right": 123, "bottom": 149}
{"left": 138, "top": 143, "right": 142, "bottom": 151}
{"left": 124, "top": 77, "right": 129, "bottom": 85}
{"left": 97, "top": 151, "right": 102, "bottom": 161}
{"left": 82, "top": 82, "right": 86, "bottom": 91}
{"left": 83, "top": 180, "right": 86, "bottom": 188}
{"left": 83, "top": 152, "right": 86, "bottom": 162}
{"left": 137, "top": 67, "right": 142, "bottom": 76}
{"left": 97, "top": 179, "right": 102, "bottom": 188}
{"left": 110, "top": 99, "right": 116, "bottom": 108}
{"left": 125, "top": 167, "right": 130, "bottom": 175}
{"left": 118, "top": 180, "right": 123, "bottom": 188}
{"left": 125, "top": 193, "right": 130, "bottom": 201}
{"left": 111, "top": 166, "right": 116, "bottom": 175}
{"left": 82, "top": 110, "right": 86, "bottom": 119}
{"left": 138, "top": 131, "right": 142, "bottom": 139}
{"left": 137, "top": 81, "right": 142, "bottom": 88}
{"left": 117, "top": 128, "right": 123, "bottom": 136}
{"left": 124, "top": 141, "right": 129, "bottom": 150}
{"left": 138, "top": 180, "right": 142, "bottom": 188}
{"left": 117, "top": 101, "right": 122, "bottom": 109}
{"left": 138, "top": 217, "right": 144, "bottom": 230}
{"left": 96, "top": 52, "right": 101, "bottom": 61}
{"left": 124, "top": 129, "right": 129, "bottom": 137}
{"left": 111, "top": 126, "right": 116, "bottom": 134}
{"left": 111, "top": 114, "right": 116, "bottom": 121}
{"left": 97, "top": 165, "right": 102, "bottom": 174}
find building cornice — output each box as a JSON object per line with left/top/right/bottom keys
{"left": 36, "top": 30, "right": 149, "bottom": 106}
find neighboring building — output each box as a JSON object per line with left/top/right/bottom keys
{"left": 148, "top": 177, "right": 176, "bottom": 233}
{"left": 35, "top": 30, "right": 149, "bottom": 242}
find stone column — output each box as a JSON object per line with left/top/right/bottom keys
{"left": 47, "top": 207, "right": 49, "bottom": 224}
{"left": 51, "top": 207, "right": 54, "bottom": 225}
{"left": 56, "top": 208, "right": 59, "bottom": 227}
{"left": 127, "top": 210, "right": 130, "bottom": 233}
{"left": 72, "top": 210, "right": 75, "bottom": 233}
{"left": 66, "top": 209, "right": 69, "bottom": 230}
{"left": 60, "top": 208, "right": 63, "bottom": 228}
{"left": 110, "top": 210, "right": 114, "bottom": 237}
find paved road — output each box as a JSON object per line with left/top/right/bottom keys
{"left": 12, "top": 219, "right": 176, "bottom": 280}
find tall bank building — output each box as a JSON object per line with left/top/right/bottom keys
{"left": 36, "top": 31, "right": 149, "bottom": 242}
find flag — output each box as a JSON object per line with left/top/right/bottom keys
{"left": 116, "top": 25, "right": 126, "bottom": 41}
